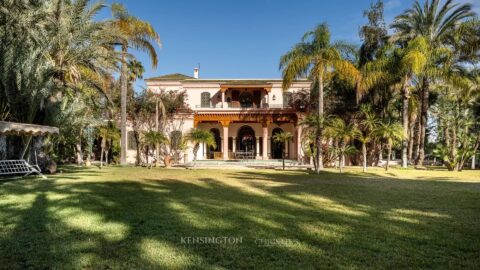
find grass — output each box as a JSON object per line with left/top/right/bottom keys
{"left": 0, "top": 166, "right": 479, "bottom": 269}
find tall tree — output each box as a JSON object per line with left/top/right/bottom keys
{"left": 272, "top": 131, "right": 294, "bottom": 170}
{"left": 355, "top": 104, "right": 380, "bottom": 172}
{"left": 326, "top": 117, "right": 360, "bottom": 173}
{"left": 391, "top": 0, "right": 474, "bottom": 166}
{"left": 111, "top": 3, "right": 161, "bottom": 165}
{"left": 358, "top": 0, "right": 388, "bottom": 67}
{"left": 374, "top": 120, "right": 403, "bottom": 171}
{"left": 186, "top": 129, "right": 216, "bottom": 167}
{"left": 280, "top": 23, "right": 359, "bottom": 173}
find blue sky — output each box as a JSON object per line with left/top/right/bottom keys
{"left": 98, "top": 0, "right": 479, "bottom": 90}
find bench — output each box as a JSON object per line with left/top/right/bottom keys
{"left": 0, "top": 160, "right": 46, "bottom": 179}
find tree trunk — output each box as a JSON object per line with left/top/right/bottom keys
{"left": 100, "top": 148, "right": 104, "bottom": 168}
{"left": 315, "top": 72, "right": 324, "bottom": 173}
{"left": 408, "top": 119, "right": 415, "bottom": 162}
{"left": 472, "top": 153, "right": 476, "bottom": 170}
{"left": 401, "top": 82, "right": 409, "bottom": 168}
{"left": 134, "top": 131, "right": 141, "bottom": 166}
{"left": 155, "top": 98, "right": 160, "bottom": 167}
{"left": 452, "top": 127, "right": 458, "bottom": 170}
{"left": 145, "top": 145, "right": 150, "bottom": 168}
{"left": 386, "top": 143, "right": 391, "bottom": 171}
{"left": 105, "top": 148, "right": 109, "bottom": 166}
{"left": 368, "top": 140, "right": 376, "bottom": 166}
{"left": 338, "top": 154, "right": 343, "bottom": 173}
{"left": 416, "top": 77, "right": 429, "bottom": 166}
{"left": 120, "top": 44, "right": 128, "bottom": 165}
{"left": 75, "top": 142, "right": 83, "bottom": 165}
{"left": 362, "top": 142, "right": 367, "bottom": 173}
{"left": 100, "top": 137, "right": 106, "bottom": 168}
{"left": 377, "top": 144, "right": 383, "bottom": 167}
{"left": 193, "top": 143, "right": 199, "bottom": 167}
{"left": 413, "top": 119, "right": 421, "bottom": 163}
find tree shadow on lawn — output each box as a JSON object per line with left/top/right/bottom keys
{"left": 0, "top": 169, "right": 479, "bottom": 269}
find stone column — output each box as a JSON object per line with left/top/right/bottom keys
{"left": 221, "top": 91, "right": 226, "bottom": 108}
{"left": 262, "top": 122, "right": 269, "bottom": 160}
{"left": 232, "top": 137, "right": 236, "bottom": 154}
{"left": 221, "top": 121, "right": 229, "bottom": 160}
{"left": 203, "top": 142, "right": 207, "bottom": 159}
{"left": 256, "top": 137, "right": 260, "bottom": 159}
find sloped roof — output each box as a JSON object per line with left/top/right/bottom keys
{"left": 144, "top": 73, "right": 194, "bottom": 81}
{"left": 184, "top": 79, "right": 275, "bottom": 84}
{"left": 146, "top": 76, "right": 310, "bottom": 84}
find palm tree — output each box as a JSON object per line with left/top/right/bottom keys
{"left": 327, "top": 117, "right": 360, "bottom": 173}
{"left": 280, "top": 23, "right": 359, "bottom": 174}
{"left": 391, "top": 0, "right": 474, "bottom": 166}
{"left": 186, "top": 128, "right": 216, "bottom": 167}
{"left": 143, "top": 131, "right": 168, "bottom": 168}
{"left": 299, "top": 114, "right": 323, "bottom": 170}
{"left": 396, "top": 37, "right": 429, "bottom": 168}
{"left": 374, "top": 121, "right": 403, "bottom": 171}
{"left": 354, "top": 104, "right": 380, "bottom": 169}
{"left": 98, "top": 122, "right": 120, "bottom": 168}
{"left": 273, "top": 132, "right": 294, "bottom": 170}
{"left": 111, "top": 3, "right": 161, "bottom": 165}
{"left": 358, "top": 134, "right": 371, "bottom": 173}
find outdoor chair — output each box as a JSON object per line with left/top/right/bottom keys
{"left": 0, "top": 159, "right": 46, "bottom": 179}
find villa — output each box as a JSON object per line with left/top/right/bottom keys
{"left": 126, "top": 68, "right": 311, "bottom": 163}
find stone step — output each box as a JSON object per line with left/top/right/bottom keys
{"left": 183, "top": 159, "right": 302, "bottom": 167}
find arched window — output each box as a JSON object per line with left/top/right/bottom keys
{"left": 201, "top": 92, "right": 211, "bottom": 108}
{"left": 237, "top": 125, "right": 256, "bottom": 154}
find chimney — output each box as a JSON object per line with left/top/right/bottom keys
{"left": 193, "top": 67, "right": 199, "bottom": 79}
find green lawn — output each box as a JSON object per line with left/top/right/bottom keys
{"left": 1, "top": 166, "right": 479, "bottom": 269}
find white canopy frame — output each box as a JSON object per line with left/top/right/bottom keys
{"left": 0, "top": 121, "right": 59, "bottom": 159}
{"left": 0, "top": 121, "right": 59, "bottom": 179}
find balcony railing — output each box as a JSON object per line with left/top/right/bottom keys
{"left": 195, "top": 103, "right": 291, "bottom": 109}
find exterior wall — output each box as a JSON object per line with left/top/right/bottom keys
{"left": 138, "top": 76, "right": 311, "bottom": 163}
{"left": 146, "top": 80, "right": 311, "bottom": 110}
{"left": 125, "top": 114, "right": 195, "bottom": 164}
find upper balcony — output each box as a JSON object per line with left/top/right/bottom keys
{"left": 193, "top": 85, "right": 294, "bottom": 112}
{"left": 194, "top": 103, "right": 292, "bottom": 111}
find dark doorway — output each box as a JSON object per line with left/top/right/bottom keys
{"left": 237, "top": 126, "right": 255, "bottom": 154}
{"left": 239, "top": 91, "right": 253, "bottom": 108}
{"left": 271, "top": 128, "right": 284, "bottom": 159}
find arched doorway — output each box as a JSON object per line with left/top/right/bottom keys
{"left": 239, "top": 91, "right": 253, "bottom": 108}
{"left": 207, "top": 128, "right": 221, "bottom": 159}
{"left": 237, "top": 126, "right": 255, "bottom": 155}
{"left": 271, "top": 128, "right": 284, "bottom": 159}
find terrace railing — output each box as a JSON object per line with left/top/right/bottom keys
{"left": 195, "top": 103, "right": 291, "bottom": 109}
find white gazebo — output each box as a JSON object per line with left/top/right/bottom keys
{"left": 0, "top": 121, "right": 59, "bottom": 179}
